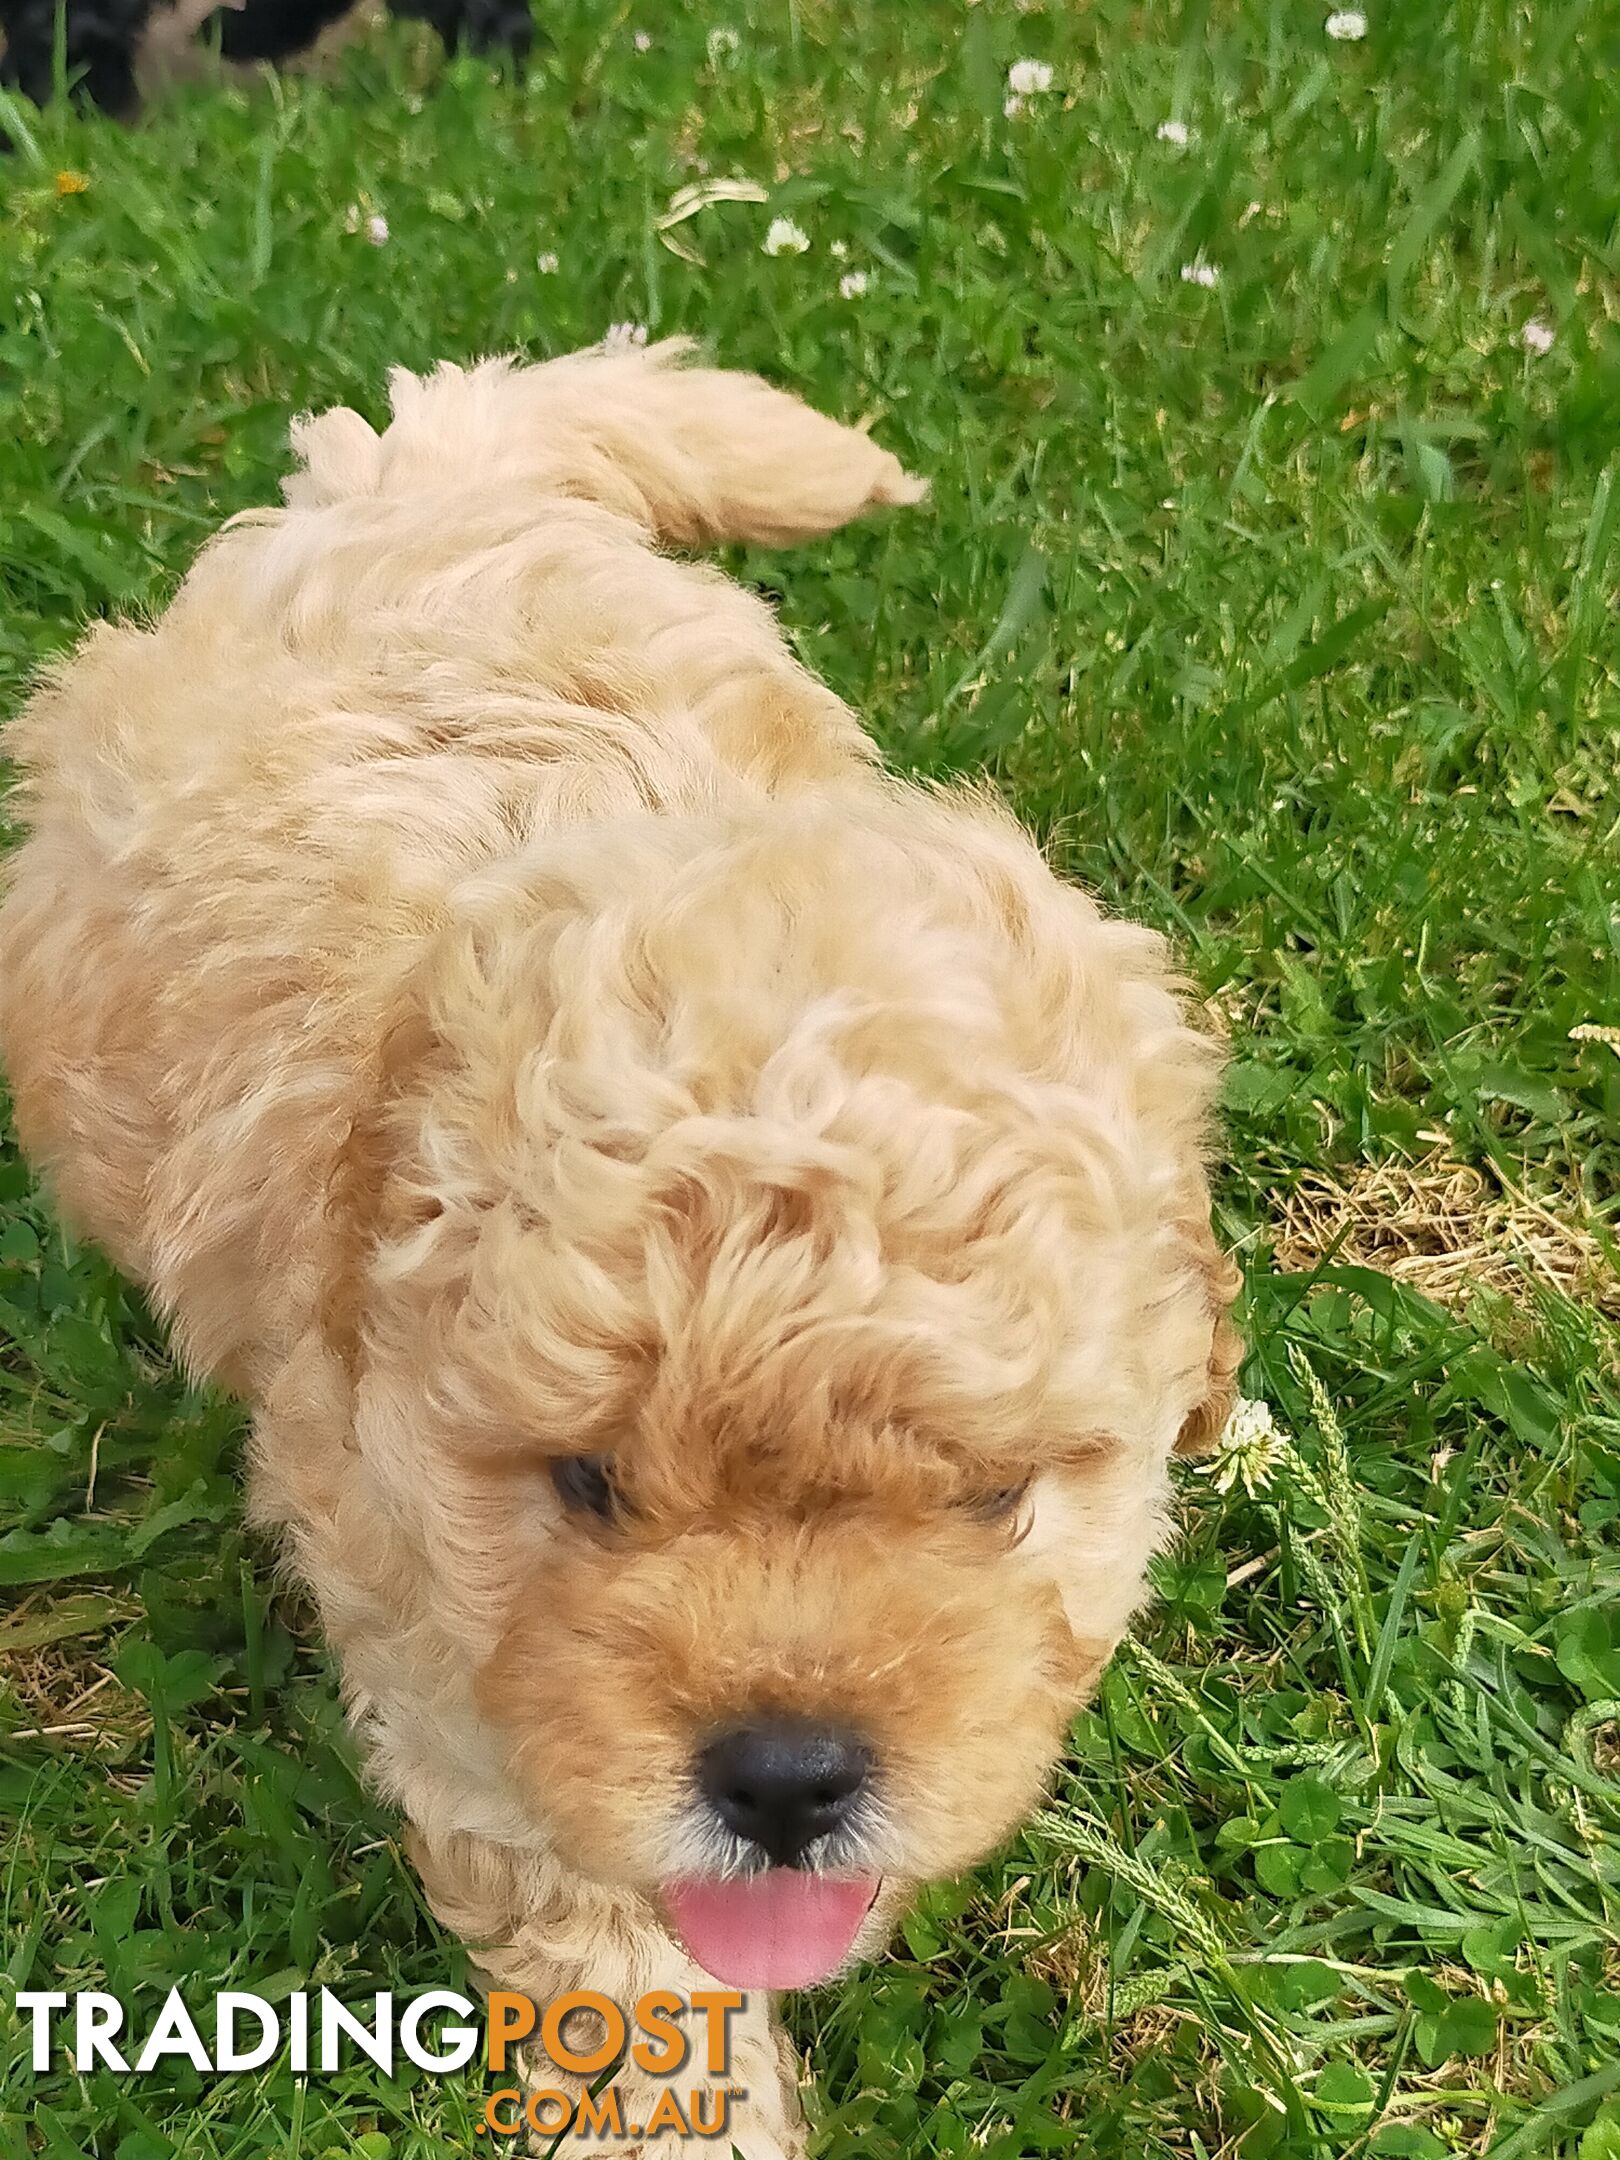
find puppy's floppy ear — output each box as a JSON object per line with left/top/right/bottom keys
{"left": 1173, "top": 1209, "right": 1244, "bottom": 1460}
{"left": 323, "top": 994, "right": 442, "bottom": 1381}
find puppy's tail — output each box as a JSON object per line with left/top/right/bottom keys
{"left": 284, "top": 339, "right": 926, "bottom": 550}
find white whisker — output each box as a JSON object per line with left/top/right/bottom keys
{"left": 654, "top": 1785, "right": 905, "bottom": 1881}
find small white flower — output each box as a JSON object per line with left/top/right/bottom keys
{"left": 536, "top": 250, "right": 559, "bottom": 274}
{"left": 1325, "top": 9, "right": 1367, "bottom": 38}
{"left": 1007, "top": 58, "right": 1054, "bottom": 95}
{"left": 1201, "top": 1397, "right": 1292, "bottom": 1498}
{"left": 763, "top": 215, "right": 811, "bottom": 257}
{"left": 603, "top": 321, "right": 649, "bottom": 353}
{"left": 829, "top": 239, "right": 849, "bottom": 259}
{"left": 1156, "top": 118, "right": 1190, "bottom": 146}
{"left": 365, "top": 214, "right": 389, "bottom": 247}
{"left": 706, "top": 24, "right": 740, "bottom": 62}
{"left": 1180, "top": 257, "right": 1220, "bottom": 287}
{"left": 1004, "top": 94, "right": 1024, "bottom": 118}
{"left": 838, "top": 269, "right": 869, "bottom": 299}
{"left": 632, "top": 27, "right": 651, "bottom": 49}
{"left": 1519, "top": 317, "right": 1555, "bottom": 356}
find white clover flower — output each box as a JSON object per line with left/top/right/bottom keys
{"left": 632, "top": 27, "right": 651, "bottom": 50}
{"left": 706, "top": 24, "right": 740, "bottom": 62}
{"left": 829, "top": 238, "right": 849, "bottom": 259}
{"left": 1519, "top": 317, "right": 1554, "bottom": 356}
{"left": 1325, "top": 9, "right": 1367, "bottom": 38}
{"left": 365, "top": 214, "right": 389, "bottom": 247}
{"left": 536, "top": 250, "right": 559, "bottom": 274}
{"left": 1004, "top": 94, "right": 1025, "bottom": 118}
{"left": 1180, "top": 256, "right": 1220, "bottom": 287}
{"left": 603, "top": 321, "right": 649, "bottom": 352}
{"left": 1007, "top": 58, "right": 1054, "bottom": 95}
{"left": 763, "top": 215, "right": 811, "bottom": 257}
{"left": 1156, "top": 118, "right": 1190, "bottom": 146}
{"left": 1201, "top": 1397, "right": 1292, "bottom": 1498}
{"left": 838, "top": 269, "right": 869, "bottom": 299}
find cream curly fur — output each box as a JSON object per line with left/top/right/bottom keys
{"left": 0, "top": 341, "right": 1238, "bottom": 2157}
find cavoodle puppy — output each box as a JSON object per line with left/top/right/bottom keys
{"left": 0, "top": 342, "right": 1240, "bottom": 2154}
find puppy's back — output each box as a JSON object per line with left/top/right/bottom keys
{"left": 0, "top": 345, "right": 923, "bottom": 1388}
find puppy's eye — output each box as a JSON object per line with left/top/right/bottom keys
{"left": 549, "top": 1454, "right": 621, "bottom": 1521}
{"left": 966, "top": 1480, "right": 1031, "bottom": 1522}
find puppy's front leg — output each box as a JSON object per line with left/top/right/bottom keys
{"left": 412, "top": 1828, "right": 807, "bottom": 2160}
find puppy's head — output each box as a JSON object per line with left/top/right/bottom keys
{"left": 341, "top": 790, "right": 1237, "bottom": 1987}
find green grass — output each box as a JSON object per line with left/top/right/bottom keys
{"left": 3, "top": 0, "right": 1620, "bottom": 2154}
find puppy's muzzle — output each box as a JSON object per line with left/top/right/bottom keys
{"left": 699, "top": 1718, "right": 871, "bottom": 1868}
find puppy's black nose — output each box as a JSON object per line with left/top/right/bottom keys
{"left": 700, "top": 1721, "right": 870, "bottom": 1868}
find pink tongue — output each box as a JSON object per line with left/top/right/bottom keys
{"left": 663, "top": 1872, "right": 879, "bottom": 1989}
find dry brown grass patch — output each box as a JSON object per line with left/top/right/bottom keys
{"left": 1272, "top": 1146, "right": 1619, "bottom": 1318}
{"left": 0, "top": 1592, "right": 147, "bottom": 1754}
